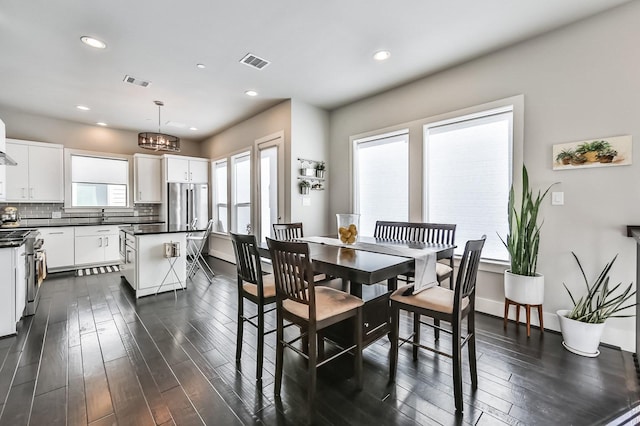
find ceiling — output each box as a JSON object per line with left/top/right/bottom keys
{"left": 0, "top": 0, "right": 630, "bottom": 141}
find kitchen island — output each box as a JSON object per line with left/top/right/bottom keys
{"left": 119, "top": 224, "right": 205, "bottom": 298}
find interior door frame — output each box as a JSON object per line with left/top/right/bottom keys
{"left": 255, "top": 131, "right": 285, "bottom": 242}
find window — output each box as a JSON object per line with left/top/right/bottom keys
{"left": 353, "top": 131, "right": 409, "bottom": 236}
{"left": 424, "top": 108, "right": 513, "bottom": 261}
{"left": 212, "top": 160, "right": 228, "bottom": 233}
{"left": 70, "top": 154, "right": 128, "bottom": 207}
{"left": 231, "top": 152, "right": 251, "bottom": 234}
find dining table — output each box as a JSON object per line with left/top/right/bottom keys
{"left": 258, "top": 235, "right": 456, "bottom": 347}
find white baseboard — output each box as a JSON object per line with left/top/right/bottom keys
{"left": 211, "top": 250, "right": 235, "bottom": 264}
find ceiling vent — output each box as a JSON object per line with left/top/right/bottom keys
{"left": 123, "top": 75, "right": 151, "bottom": 87}
{"left": 239, "top": 53, "right": 270, "bottom": 70}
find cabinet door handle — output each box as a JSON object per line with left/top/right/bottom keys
{"left": 30, "top": 187, "right": 34, "bottom": 198}
{"left": 0, "top": 182, "right": 3, "bottom": 195}
{"left": 48, "top": 232, "right": 64, "bottom": 235}
{"left": 21, "top": 188, "right": 26, "bottom": 198}
{"left": 99, "top": 237, "right": 103, "bottom": 247}
{"left": 190, "top": 172, "right": 193, "bottom": 181}
{"left": 105, "top": 237, "right": 109, "bottom": 247}
{"left": 139, "top": 191, "right": 142, "bottom": 200}
{"left": 184, "top": 172, "right": 188, "bottom": 180}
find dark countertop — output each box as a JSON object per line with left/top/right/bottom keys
{"left": 5, "top": 221, "right": 165, "bottom": 229}
{"left": 120, "top": 224, "right": 206, "bottom": 235}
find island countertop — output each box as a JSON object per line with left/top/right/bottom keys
{"left": 120, "top": 224, "right": 206, "bottom": 235}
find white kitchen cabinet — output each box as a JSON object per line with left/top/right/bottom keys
{"left": 0, "top": 245, "right": 26, "bottom": 337}
{"left": 39, "top": 227, "right": 75, "bottom": 270}
{"left": 5, "top": 139, "right": 64, "bottom": 202}
{"left": 0, "top": 119, "right": 6, "bottom": 201}
{"left": 164, "top": 155, "right": 209, "bottom": 183}
{"left": 74, "top": 225, "right": 120, "bottom": 266}
{"left": 134, "top": 154, "right": 162, "bottom": 203}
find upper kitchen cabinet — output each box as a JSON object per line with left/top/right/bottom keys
{"left": 133, "top": 154, "right": 162, "bottom": 203}
{"left": 5, "top": 139, "right": 64, "bottom": 202}
{"left": 163, "top": 154, "right": 208, "bottom": 183}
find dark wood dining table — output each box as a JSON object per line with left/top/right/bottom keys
{"left": 258, "top": 236, "right": 456, "bottom": 347}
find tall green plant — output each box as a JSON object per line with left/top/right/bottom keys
{"left": 499, "top": 165, "right": 554, "bottom": 276}
{"left": 564, "top": 253, "right": 636, "bottom": 323}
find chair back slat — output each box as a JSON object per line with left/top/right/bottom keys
{"left": 374, "top": 221, "right": 456, "bottom": 245}
{"left": 230, "top": 232, "right": 263, "bottom": 285}
{"left": 267, "top": 237, "right": 315, "bottom": 309}
{"left": 454, "top": 236, "right": 486, "bottom": 305}
{"left": 272, "top": 222, "right": 304, "bottom": 240}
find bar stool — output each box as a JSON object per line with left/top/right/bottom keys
{"left": 504, "top": 298, "right": 544, "bottom": 337}
{"left": 186, "top": 219, "right": 215, "bottom": 283}
{"left": 157, "top": 241, "right": 184, "bottom": 299}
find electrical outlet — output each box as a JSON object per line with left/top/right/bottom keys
{"left": 133, "top": 211, "right": 139, "bottom": 217}
{"left": 51, "top": 211, "right": 62, "bottom": 219}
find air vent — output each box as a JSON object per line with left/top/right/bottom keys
{"left": 123, "top": 75, "right": 151, "bottom": 87}
{"left": 239, "top": 53, "right": 270, "bottom": 70}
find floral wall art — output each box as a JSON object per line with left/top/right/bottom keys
{"left": 552, "top": 135, "right": 632, "bottom": 170}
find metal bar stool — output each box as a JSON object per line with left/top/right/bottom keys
{"left": 157, "top": 241, "right": 184, "bottom": 299}
{"left": 186, "top": 219, "right": 215, "bottom": 283}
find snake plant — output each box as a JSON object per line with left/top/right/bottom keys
{"left": 499, "top": 165, "right": 554, "bottom": 276}
{"left": 564, "top": 252, "right": 636, "bottom": 323}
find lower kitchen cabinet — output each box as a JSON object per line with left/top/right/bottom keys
{"left": 0, "top": 245, "right": 26, "bottom": 337}
{"left": 74, "top": 225, "right": 120, "bottom": 266}
{"left": 39, "top": 227, "right": 75, "bottom": 270}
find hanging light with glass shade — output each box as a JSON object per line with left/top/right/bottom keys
{"left": 138, "top": 100, "right": 181, "bottom": 152}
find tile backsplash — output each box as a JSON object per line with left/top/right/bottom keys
{"left": 0, "top": 203, "right": 162, "bottom": 226}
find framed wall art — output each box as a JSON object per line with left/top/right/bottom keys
{"left": 552, "top": 135, "right": 632, "bottom": 170}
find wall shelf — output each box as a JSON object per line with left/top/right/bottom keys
{"left": 297, "top": 158, "right": 326, "bottom": 192}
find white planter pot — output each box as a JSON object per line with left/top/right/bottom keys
{"left": 556, "top": 309, "right": 606, "bottom": 357}
{"left": 504, "top": 270, "right": 544, "bottom": 305}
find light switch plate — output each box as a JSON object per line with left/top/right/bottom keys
{"left": 302, "top": 197, "right": 311, "bottom": 206}
{"left": 551, "top": 191, "right": 564, "bottom": 205}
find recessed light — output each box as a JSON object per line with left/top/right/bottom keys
{"left": 373, "top": 50, "right": 391, "bottom": 61}
{"left": 189, "top": 127, "right": 198, "bottom": 131}
{"left": 80, "top": 36, "right": 107, "bottom": 49}
{"left": 245, "top": 90, "right": 258, "bottom": 97}
{"left": 196, "top": 63, "right": 206, "bottom": 69}
{"left": 96, "top": 122, "right": 107, "bottom": 126}
{"left": 76, "top": 105, "right": 90, "bottom": 111}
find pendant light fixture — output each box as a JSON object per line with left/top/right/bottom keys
{"left": 138, "top": 100, "right": 181, "bottom": 152}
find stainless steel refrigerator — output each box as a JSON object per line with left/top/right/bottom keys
{"left": 167, "top": 183, "right": 209, "bottom": 229}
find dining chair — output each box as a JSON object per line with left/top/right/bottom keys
{"left": 388, "top": 235, "right": 486, "bottom": 413}
{"left": 272, "top": 222, "right": 304, "bottom": 240}
{"left": 374, "top": 221, "right": 456, "bottom": 285}
{"left": 266, "top": 237, "right": 364, "bottom": 411}
{"left": 230, "top": 232, "right": 278, "bottom": 381}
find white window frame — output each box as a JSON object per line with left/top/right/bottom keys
{"left": 211, "top": 158, "right": 228, "bottom": 235}
{"left": 423, "top": 105, "right": 514, "bottom": 262}
{"left": 352, "top": 129, "right": 410, "bottom": 235}
{"left": 64, "top": 149, "right": 132, "bottom": 211}
{"left": 231, "top": 150, "right": 252, "bottom": 235}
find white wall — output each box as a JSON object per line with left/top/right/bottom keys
{"left": 200, "top": 100, "right": 292, "bottom": 262}
{"left": 329, "top": 2, "right": 639, "bottom": 351}
{"left": 291, "top": 100, "right": 330, "bottom": 236}
{"left": 0, "top": 107, "right": 201, "bottom": 156}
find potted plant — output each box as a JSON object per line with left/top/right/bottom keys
{"left": 557, "top": 252, "right": 636, "bottom": 357}
{"left": 315, "top": 161, "right": 326, "bottom": 179}
{"left": 499, "top": 165, "right": 555, "bottom": 306}
{"left": 299, "top": 180, "right": 311, "bottom": 195}
{"left": 555, "top": 149, "right": 574, "bottom": 165}
{"left": 597, "top": 148, "right": 617, "bottom": 163}
{"left": 575, "top": 140, "right": 611, "bottom": 163}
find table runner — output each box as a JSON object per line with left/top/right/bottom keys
{"left": 300, "top": 236, "right": 438, "bottom": 294}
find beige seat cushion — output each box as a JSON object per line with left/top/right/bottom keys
{"left": 436, "top": 262, "right": 453, "bottom": 280}
{"left": 391, "top": 284, "right": 468, "bottom": 314}
{"left": 242, "top": 274, "right": 277, "bottom": 299}
{"left": 283, "top": 286, "right": 363, "bottom": 322}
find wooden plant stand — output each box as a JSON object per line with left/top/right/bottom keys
{"left": 503, "top": 298, "right": 544, "bottom": 337}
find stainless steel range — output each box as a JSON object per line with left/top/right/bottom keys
{"left": 0, "top": 229, "right": 44, "bottom": 316}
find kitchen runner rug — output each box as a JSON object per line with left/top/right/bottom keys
{"left": 76, "top": 265, "right": 121, "bottom": 277}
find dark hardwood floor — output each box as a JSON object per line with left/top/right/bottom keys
{"left": 0, "top": 258, "right": 636, "bottom": 425}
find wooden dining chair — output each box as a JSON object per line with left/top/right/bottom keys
{"left": 266, "top": 237, "right": 364, "bottom": 411}
{"left": 272, "top": 222, "right": 304, "bottom": 240}
{"left": 374, "top": 221, "right": 456, "bottom": 285}
{"left": 230, "top": 232, "right": 277, "bottom": 381}
{"left": 389, "top": 235, "right": 486, "bottom": 413}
